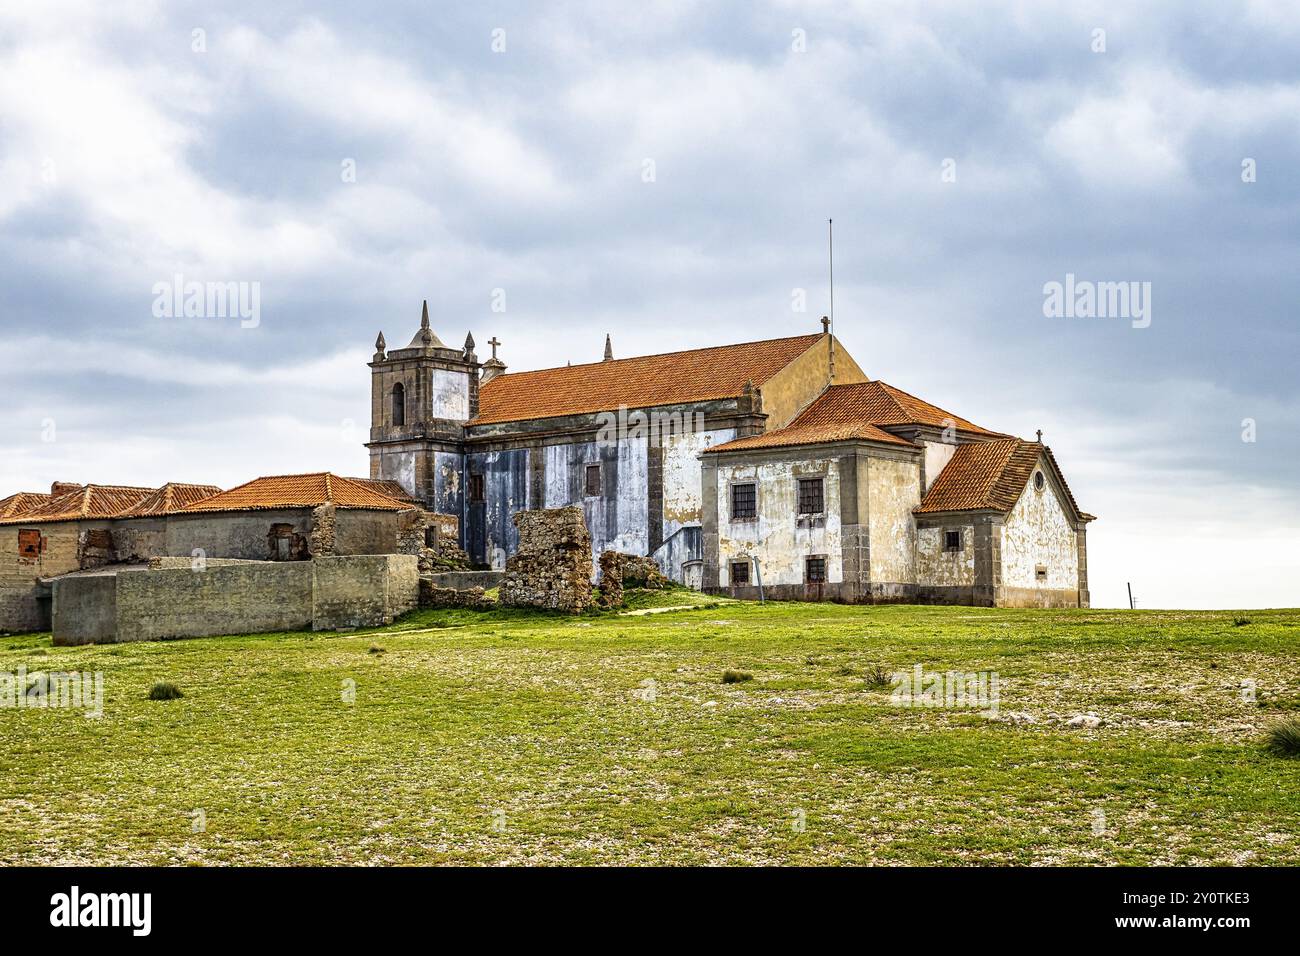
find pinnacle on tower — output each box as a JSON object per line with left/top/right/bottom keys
{"left": 603, "top": 333, "right": 614, "bottom": 362}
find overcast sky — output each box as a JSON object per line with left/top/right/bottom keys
{"left": 1, "top": 1, "right": 1296, "bottom": 608}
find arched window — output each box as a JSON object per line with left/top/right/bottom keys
{"left": 392, "top": 382, "right": 406, "bottom": 426}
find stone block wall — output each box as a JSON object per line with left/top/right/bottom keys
{"left": 499, "top": 507, "right": 593, "bottom": 612}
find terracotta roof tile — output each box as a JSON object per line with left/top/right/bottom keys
{"left": 916, "top": 440, "right": 1088, "bottom": 519}
{"left": 0, "top": 484, "right": 158, "bottom": 524}
{"left": 347, "top": 477, "right": 418, "bottom": 503}
{"left": 705, "top": 379, "right": 1000, "bottom": 454}
{"left": 119, "top": 482, "right": 224, "bottom": 516}
{"left": 0, "top": 492, "right": 52, "bottom": 521}
{"left": 177, "top": 472, "right": 411, "bottom": 513}
{"left": 473, "top": 333, "right": 824, "bottom": 425}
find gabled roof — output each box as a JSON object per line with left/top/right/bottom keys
{"left": 916, "top": 439, "right": 1090, "bottom": 520}
{"left": 473, "top": 333, "right": 824, "bottom": 425}
{"left": 0, "top": 492, "right": 52, "bottom": 521}
{"left": 0, "top": 484, "right": 158, "bottom": 525}
{"left": 348, "top": 477, "right": 418, "bottom": 503}
{"left": 837, "top": 380, "right": 1003, "bottom": 436}
{"left": 704, "top": 379, "right": 1000, "bottom": 454}
{"left": 176, "top": 472, "right": 412, "bottom": 513}
{"left": 118, "top": 482, "right": 224, "bottom": 517}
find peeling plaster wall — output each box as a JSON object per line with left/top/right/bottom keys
{"left": 916, "top": 524, "right": 976, "bottom": 586}
{"left": 661, "top": 427, "right": 734, "bottom": 540}
{"left": 716, "top": 458, "right": 842, "bottom": 586}
{"left": 468, "top": 448, "right": 529, "bottom": 569}
{"left": 867, "top": 457, "right": 919, "bottom": 584}
{"left": 1002, "top": 469, "right": 1079, "bottom": 590}
{"left": 921, "top": 440, "right": 957, "bottom": 494}
{"left": 372, "top": 447, "right": 418, "bottom": 499}
{"left": 430, "top": 369, "right": 470, "bottom": 421}
{"left": 543, "top": 437, "right": 649, "bottom": 568}
{"left": 432, "top": 451, "right": 464, "bottom": 519}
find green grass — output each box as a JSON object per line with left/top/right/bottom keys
{"left": 1, "top": 601, "right": 1298, "bottom": 865}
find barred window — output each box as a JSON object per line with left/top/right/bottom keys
{"left": 730, "top": 561, "right": 750, "bottom": 585}
{"left": 731, "top": 483, "right": 756, "bottom": 520}
{"left": 805, "top": 556, "right": 827, "bottom": 584}
{"left": 797, "top": 477, "right": 824, "bottom": 515}
{"left": 944, "top": 530, "right": 962, "bottom": 552}
{"left": 585, "top": 464, "right": 602, "bottom": 497}
{"left": 469, "top": 474, "right": 485, "bottom": 502}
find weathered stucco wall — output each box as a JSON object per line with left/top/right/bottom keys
{"left": 916, "top": 523, "right": 976, "bottom": 586}
{"left": 468, "top": 447, "right": 530, "bottom": 569}
{"left": 867, "top": 457, "right": 919, "bottom": 584}
{"left": 430, "top": 368, "right": 470, "bottom": 421}
{"left": 543, "top": 436, "right": 649, "bottom": 569}
{"left": 921, "top": 439, "right": 957, "bottom": 494}
{"left": 716, "top": 457, "right": 843, "bottom": 586}
{"left": 759, "top": 334, "right": 868, "bottom": 430}
{"left": 371, "top": 445, "right": 419, "bottom": 499}
{"left": 432, "top": 450, "right": 464, "bottom": 519}
{"left": 660, "top": 428, "right": 733, "bottom": 541}
{"left": 1001, "top": 467, "right": 1079, "bottom": 591}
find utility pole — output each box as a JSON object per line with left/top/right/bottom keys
{"left": 1127, "top": 582, "right": 1134, "bottom": 610}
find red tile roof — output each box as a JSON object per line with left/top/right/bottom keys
{"left": 916, "top": 440, "right": 1089, "bottom": 519}
{"left": 119, "top": 482, "right": 224, "bottom": 516}
{"left": 177, "top": 472, "right": 412, "bottom": 513}
{"left": 0, "top": 484, "right": 157, "bottom": 524}
{"left": 705, "top": 380, "right": 1000, "bottom": 454}
{"left": 473, "top": 333, "right": 824, "bottom": 425}
{"left": 0, "top": 492, "right": 52, "bottom": 521}
{"left": 348, "top": 477, "right": 418, "bottom": 503}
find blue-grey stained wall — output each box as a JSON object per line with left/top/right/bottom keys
{"left": 467, "top": 448, "right": 529, "bottom": 568}
{"left": 543, "top": 436, "right": 649, "bottom": 569}
{"left": 432, "top": 450, "right": 465, "bottom": 524}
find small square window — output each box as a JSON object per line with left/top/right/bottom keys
{"left": 797, "top": 477, "right": 824, "bottom": 515}
{"left": 731, "top": 483, "right": 756, "bottom": 520}
{"left": 1035, "top": 565, "right": 1048, "bottom": 581}
{"left": 17, "top": 529, "right": 41, "bottom": 560}
{"left": 584, "top": 464, "right": 602, "bottom": 497}
{"left": 805, "top": 556, "right": 827, "bottom": 584}
{"left": 730, "top": 561, "right": 750, "bottom": 585}
{"left": 944, "top": 530, "right": 962, "bottom": 552}
{"left": 469, "top": 474, "right": 485, "bottom": 502}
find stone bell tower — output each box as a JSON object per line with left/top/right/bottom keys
{"left": 366, "top": 300, "right": 479, "bottom": 513}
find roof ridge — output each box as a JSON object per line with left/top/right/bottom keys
{"left": 485, "top": 332, "right": 823, "bottom": 381}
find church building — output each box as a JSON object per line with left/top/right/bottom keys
{"left": 367, "top": 304, "right": 1094, "bottom": 607}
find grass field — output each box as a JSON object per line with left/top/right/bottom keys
{"left": 2, "top": 595, "right": 1298, "bottom": 866}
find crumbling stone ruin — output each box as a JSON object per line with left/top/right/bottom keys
{"left": 499, "top": 507, "right": 593, "bottom": 612}
{"left": 398, "top": 509, "right": 470, "bottom": 574}
{"left": 621, "top": 554, "right": 671, "bottom": 590}
{"left": 309, "top": 502, "right": 336, "bottom": 557}
{"left": 598, "top": 550, "right": 673, "bottom": 607}
{"left": 419, "top": 581, "right": 494, "bottom": 610}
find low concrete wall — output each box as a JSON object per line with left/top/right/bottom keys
{"left": 312, "top": 555, "right": 418, "bottom": 629}
{"left": 0, "top": 587, "right": 48, "bottom": 633}
{"left": 423, "top": 570, "right": 503, "bottom": 590}
{"left": 50, "top": 555, "right": 419, "bottom": 645}
{"left": 50, "top": 574, "right": 120, "bottom": 645}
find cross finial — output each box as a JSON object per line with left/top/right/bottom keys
{"left": 1036, "top": 429, "right": 1043, "bottom": 443}
{"left": 821, "top": 315, "right": 830, "bottom": 333}
{"left": 487, "top": 336, "right": 501, "bottom": 360}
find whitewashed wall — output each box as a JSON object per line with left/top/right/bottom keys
{"left": 716, "top": 457, "right": 843, "bottom": 586}
{"left": 1001, "top": 466, "right": 1079, "bottom": 589}
{"left": 430, "top": 369, "right": 470, "bottom": 421}
{"left": 916, "top": 524, "right": 976, "bottom": 586}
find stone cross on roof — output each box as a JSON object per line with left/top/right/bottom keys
{"left": 487, "top": 336, "right": 501, "bottom": 360}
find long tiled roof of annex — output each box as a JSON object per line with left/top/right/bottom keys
{"left": 177, "top": 472, "right": 412, "bottom": 513}
{"left": 472, "top": 333, "right": 824, "bottom": 425}
{"left": 915, "top": 439, "right": 1089, "bottom": 519}
{"left": 0, "top": 482, "right": 223, "bottom": 525}
{"left": 705, "top": 380, "right": 1003, "bottom": 454}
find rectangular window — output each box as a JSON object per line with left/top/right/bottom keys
{"left": 730, "top": 483, "right": 756, "bottom": 520}
{"left": 805, "top": 556, "right": 827, "bottom": 584}
{"left": 1035, "top": 565, "right": 1048, "bottom": 582}
{"left": 17, "top": 529, "right": 41, "bottom": 560}
{"left": 797, "top": 477, "right": 824, "bottom": 515}
{"left": 944, "top": 530, "right": 962, "bottom": 552}
{"left": 585, "top": 464, "right": 602, "bottom": 497}
{"left": 730, "top": 561, "right": 750, "bottom": 585}
{"left": 469, "top": 474, "right": 485, "bottom": 502}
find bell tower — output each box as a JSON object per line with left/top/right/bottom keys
{"left": 366, "top": 300, "right": 479, "bottom": 512}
